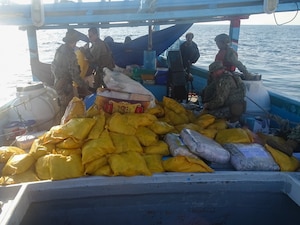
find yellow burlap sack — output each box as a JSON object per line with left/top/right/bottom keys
{"left": 2, "top": 153, "right": 35, "bottom": 176}
{"left": 108, "top": 152, "right": 151, "bottom": 176}
{"left": 93, "top": 165, "right": 113, "bottom": 176}
{"left": 110, "top": 132, "right": 143, "bottom": 153}
{"left": 35, "top": 154, "right": 83, "bottom": 181}
{"left": 145, "top": 103, "right": 165, "bottom": 117}
{"left": 56, "top": 137, "right": 83, "bottom": 149}
{"left": 194, "top": 113, "right": 216, "bottom": 129}
{"left": 87, "top": 112, "right": 106, "bottom": 140}
{"left": 29, "top": 139, "right": 54, "bottom": 160}
{"left": 0, "top": 146, "right": 25, "bottom": 163}
{"left": 51, "top": 118, "right": 96, "bottom": 142}
{"left": 148, "top": 120, "right": 175, "bottom": 135}
{"left": 197, "top": 128, "right": 218, "bottom": 139}
{"left": 107, "top": 112, "right": 137, "bottom": 135}
{"left": 163, "top": 96, "right": 186, "bottom": 114}
{"left": 207, "top": 119, "right": 228, "bottom": 130}
{"left": 162, "top": 156, "right": 214, "bottom": 173}
{"left": 143, "top": 141, "right": 170, "bottom": 156}
{"left": 125, "top": 113, "right": 157, "bottom": 128}
{"left": 175, "top": 123, "right": 201, "bottom": 133}
{"left": 265, "top": 144, "right": 300, "bottom": 171}
{"left": 54, "top": 148, "right": 82, "bottom": 156}
{"left": 215, "top": 128, "right": 253, "bottom": 144}
{"left": 0, "top": 168, "right": 39, "bottom": 185}
{"left": 84, "top": 156, "right": 108, "bottom": 175}
{"left": 86, "top": 104, "right": 102, "bottom": 118}
{"left": 164, "top": 107, "right": 189, "bottom": 126}
{"left": 136, "top": 126, "right": 158, "bottom": 147}
{"left": 39, "top": 128, "right": 65, "bottom": 145}
{"left": 143, "top": 154, "right": 165, "bottom": 173}
{"left": 76, "top": 49, "right": 89, "bottom": 78}
{"left": 81, "top": 129, "right": 115, "bottom": 165}
{"left": 61, "top": 97, "right": 86, "bottom": 124}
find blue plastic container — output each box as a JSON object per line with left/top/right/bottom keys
{"left": 143, "top": 50, "right": 156, "bottom": 70}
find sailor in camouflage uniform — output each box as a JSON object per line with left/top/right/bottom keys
{"left": 80, "top": 27, "right": 115, "bottom": 88}
{"left": 214, "top": 33, "right": 260, "bottom": 81}
{"left": 51, "top": 29, "right": 90, "bottom": 115}
{"left": 202, "top": 61, "right": 246, "bottom": 127}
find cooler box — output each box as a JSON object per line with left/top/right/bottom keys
{"left": 95, "top": 88, "right": 153, "bottom": 114}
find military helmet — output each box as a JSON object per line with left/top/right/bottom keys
{"left": 214, "top": 33, "right": 230, "bottom": 44}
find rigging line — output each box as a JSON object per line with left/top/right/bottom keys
{"left": 273, "top": 1, "right": 299, "bottom": 26}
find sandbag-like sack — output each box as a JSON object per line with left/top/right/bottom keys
{"left": 162, "top": 155, "right": 213, "bottom": 173}
{"left": 223, "top": 143, "right": 280, "bottom": 171}
{"left": 180, "top": 128, "right": 230, "bottom": 164}
{"left": 265, "top": 144, "right": 300, "bottom": 171}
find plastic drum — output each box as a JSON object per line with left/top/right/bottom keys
{"left": 9, "top": 82, "right": 60, "bottom": 131}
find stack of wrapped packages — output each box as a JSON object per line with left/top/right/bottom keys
{"left": 0, "top": 96, "right": 299, "bottom": 185}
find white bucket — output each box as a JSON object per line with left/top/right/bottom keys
{"left": 8, "top": 82, "right": 60, "bottom": 131}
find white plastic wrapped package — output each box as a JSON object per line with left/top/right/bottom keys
{"left": 103, "top": 68, "right": 156, "bottom": 108}
{"left": 223, "top": 143, "right": 280, "bottom": 171}
{"left": 164, "top": 133, "right": 199, "bottom": 159}
{"left": 180, "top": 128, "right": 230, "bottom": 164}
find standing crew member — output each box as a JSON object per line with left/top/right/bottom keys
{"left": 80, "top": 27, "right": 115, "bottom": 88}
{"left": 51, "top": 29, "right": 90, "bottom": 115}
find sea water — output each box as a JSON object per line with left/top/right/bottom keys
{"left": 0, "top": 24, "right": 299, "bottom": 105}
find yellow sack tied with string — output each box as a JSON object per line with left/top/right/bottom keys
{"left": 265, "top": 144, "right": 300, "bottom": 171}
{"left": 0, "top": 146, "right": 26, "bottom": 163}
{"left": 84, "top": 156, "right": 108, "bottom": 175}
{"left": 164, "top": 107, "right": 189, "bottom": 126}
{"left": 163, "top": 96, "right": 186, "bottom": 114}
{"left": 215, "top": 128, "right": 253, "bottom": 144}
{"left": 108, "top": 151, "right": 151, "bottom": 176}
{"left": 207, "top": 119, "right": 228, "bottom": 130}
{"left": 50, "top": 118, "right": 96, "bottom": 142}
{"left": 35, "top": 154, "right": 83, "bottom": 181}
{"left": 110, "top": 132, "right": 143, "bottom": 153}
{"left": 107, "top": 112, "right": 137, "bottom": 135}
{"left": 87, "top": 112, "right": 106, "bottom": 140}
{"left": 2, "top": 153, "right": 35, "bottom": 176}
{"left": 29, "top": 139, "right": 54, "bottom": 160}
{"left": 143, "top": 154, "right": 165, "bottom": 173}
{"left": 93, "top": 165, "right": 113, "bottom": 176}
{"left": 61, "top": 96, "right": 86, "bottom": 124}
{"left": 56, "top": 137, "right": 83, "bottom": 149}
{"left": 143, "top": 140, "right": 170, "bottom": 156}
{"left": 136, "top": 126, "right": 158, "bottom": 147}
{"left": 194, "top": 113, "right": 216, "bottom": 129}
{"left": 0, "top": 168, "right": 39, "bottom": 185}
{"left": 148, "top": 120, "right": 175, "bottom": 135}
{"left": 162, "top": 155, "right": 214, "bottom": 173}
{"left": 82, "top": 129, "right": 116, "bottom": 165}
{"left": 54, "top": 148, "right": 82, "bottom": 156}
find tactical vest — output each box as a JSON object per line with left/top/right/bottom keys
{"left": 215, "top": 49, "right": 237, "bottom": 72}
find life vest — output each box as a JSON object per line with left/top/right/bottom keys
{"left": 215, "top": 49, "right": 237, "bottom": 72}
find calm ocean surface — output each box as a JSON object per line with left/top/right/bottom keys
{"left": 0, "top": 24, "right": 299, "bottom": 104}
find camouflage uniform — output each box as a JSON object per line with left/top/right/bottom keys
{"left": 215, "top": 33, "right": 260, "bottom": 80}
{"left": 82, "top": 38, "right": 115, "bottom": 87}
{"left": 202, "top": 70, "right": 246, "bottom": 120}
{"left": 51, "top": 43, "right": 88, "bottom": 113}
{"left": 288, "top": 125, "right": 300, "bottom": 143}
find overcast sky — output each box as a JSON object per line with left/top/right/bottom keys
{"left": 242, "top": 12, "right": 300, "bottom": 25}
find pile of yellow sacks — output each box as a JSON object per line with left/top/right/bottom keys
{"left": 0, "top": 96, "right": 299, "bottom": 185}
